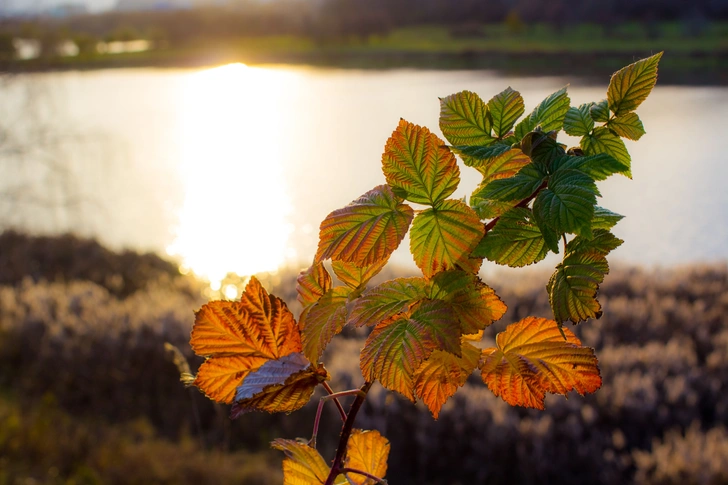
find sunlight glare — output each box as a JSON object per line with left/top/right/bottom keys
{"left": 168, "top": 63, "right": 295, "bottom": 288}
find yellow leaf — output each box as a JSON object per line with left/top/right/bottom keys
{"left": 272, "top": 439, "right": 335, "bottom": 485}
{"left": 414, "top": 340, "right": 481, "bottom": 419}
{"left": 344, "top": 429, "right": 390, "bottom": 484}
{"left": 300, "top": 287, "right": 350, "bottom": 363}
{"left": 332, "top": 259, "right": 387, "bottom": 289}
{"left": 297, "top": 263, "right": 332, "bottom": 309}
{"left": 479, "top": 317, "right": 602, "bottom": 410}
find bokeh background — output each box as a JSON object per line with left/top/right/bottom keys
{"left": 0, "top": 1, "right": 727, "bottom": 484}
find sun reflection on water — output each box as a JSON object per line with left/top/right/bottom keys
{"left": 167, "top": 63, "right": 296, "bottom": 289}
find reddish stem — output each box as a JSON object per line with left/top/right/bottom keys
{"left": 322, "top": 381, "right": 347, "bottom": 422}
{"left": 310, "top": 389, "right": 363, "bottom": 448}
{"left": 341, "top": 467, "right": 387, "bottom": 484}
{"left": 323, "top": 381, "right": 373, "bottom": 485}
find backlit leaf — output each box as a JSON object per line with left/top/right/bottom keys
{"left": 439, "top": 90, "right": 494, "bottom": 147}
{"left": 382, "top": 119, "right": 460, "bottom": 206}
{"left": 300, "top": 287, "right": 351, "bottom": 363}
{"left": 348, "top": 277, "right": 427, "bottom": 328}
{"left": 551, "top": 153, "right": 629, "bottom": 181}
{"left": 345, "top": 430, "right": 390, "bottom": 485}
{"left": 332, "top": 259, "right": 387, "bottom": 289}
{"left": 414, "top": 339, "right": 481, "bottom": 418}
{"left": 456, "top": 142, "right": 511, "bottom": 161}
{"left": 547, "top": 251, "right": 610, "bottom": 324}
{"left": 591, "top": 206, "right": 624, "bottom": 230}
{"left": 191, "top": 276, "right": 301, "bottom": 359}
{"left": 472, "top": 207, "right": 549, "bottom": 267}
{"left": 563, "top": 103, "right": 595, "bottom": 136}
{"left": 272, "top": 439, "right": 346, "bottom": 485}
{"left": 607, "top": 52, "right": 662, "bottom": 116}
{"left": 487, "top": 87, "right": 525, "bottom": 138}
{"left": 297, "top": 263, "right": 332, "bottom": 309}
{"left": 566, "top": 229, "right": 623, "bottom": 257}
{"left": 533, "top": 169, "right": 598, "bottom": 238}
{"left": 581, "top": 127, "right": 632, "bottom": 177}
{"left": 316, "top": 184, "right": 414, "bottom": 267}
{"left": 470, "top": 194, "right": 519, "bottom": 220}
{"left": 479, "top": 316, "right": 602, "bottom": 409}
{"left": 473, "top": 161, "right": 547, "bottom": 203}
{"left": 608, "top": 112, "right": 646, "bottom": 141}
{"left": 476, "top": 148, "right": 531, "bottom": 183}
{"left": 590, "top": 99, "right": 609, "bottom": 122}
{"left": 231, "top": 352, "right": 330, "bottom": 417}
{"left": 193, "top": 355, "right": 268, "bottom": 404}
{"left": 427, "top": 270, "right": 507, "bottom": 334}
{"left": 515, "top": 87, "right": 570, "bottom": 139}
{"left": 409, "top": 199, "right": 484, "bottom": 278}
{"left": 360, "top": 300, "right": 461, "bottom": 400}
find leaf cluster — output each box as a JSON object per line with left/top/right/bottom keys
{"left": 186, "top": 53, "right": 662, "bottom": 484}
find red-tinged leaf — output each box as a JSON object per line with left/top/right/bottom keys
{"left": 410, "top": 199, "right": 484, "bottom": 278}
{"left": 382, "top": 119, "right": 460, "bottom": 206}
{"left": 297, "top": 263, "right": 332, "bottom": 309}
{"left": 190, "top": 276, "right": 301, "bottom": 359}
{"left": 348, "top": 277, "right": 427, "bottom": 328}
{"left": 332, "top": 259, "right": 387, "bottom": 289}
{"left": 193, "top": 354, "right": 267, "bottom": 404}
{"left": 345, "top": 429, "right": 390, "bottom": 485}
{"left": 479, "top": 317, "right": 602, "bottom": 410}
{"left": 300, "top": 287, "right": 350, "bottom": 363}
{"left": 316, "top": 185, "right": 414, "bottom": 267}
{"left": 439, "top": 90, "right": 494, "bottom": 147}
{"left": 231, "top": 352, "right": 330, "bottom": 417}
{"left": 414, "top": 339, "right": 481, "bottom": 419}
{"left": 476, "top": 148, "right": 531, "bottom": 183}
{"left": 360, "top": 300, "right": 461, "bottom": 401}
{"left": 428, "top": 270, "right": 507, "bottom": 334}
{"left": 272, "top": 439, "right": 347, "bottom": 485}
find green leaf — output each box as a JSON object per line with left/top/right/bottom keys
{"left": 382, "top": 119, "right": 460, "bottom": 206}
{"left": 427, "top": 270, "right": 507, "bottom": 334}
{"left": 472, "top": 162, "right": 547, "bottom": 202}
{"left": 439, "top": 90, "right": 494, "bottom": 146}
{"left": 360, "top": 300, "right": 461, "bottom": 400}
{"left": 551, "top": 153, "right": 629, "bottom": 181}
{"left": 608, "top": 112, "right": 646, "bottom": 141}
{"left": 590, "top": 99, "right": 609, "bottom": 122}
{"left": 472, "top": 207, "right": 550, "bottom": 267}
{"left": 456, "top": 143, "right": 511, "bottom": 161}
{"left": 331, "top": 260, "right": 387, "bottom": 289}
{"left": 348, "top": 277, "right": 427, "bottom": 328}
{"left": 300, "top": 287, "right": 351, "bottom": 363}
{"left": 529, "top": 136, "right": 567, "bottom": 167}
{"left": 476, "top": 148, "right": 531, "bottom": 183}
{"left": 581, "top": 127, "right": 632, "bottom": 178}
{"left": 470, "top": 195, "right": 518, "bottom": 220}
{"left": 591, "top": 206, "right": 624, "bottom": 230}
{"left": 410, "top": 199, "right": 484, "bottom": 278}
{"left": 514, "top": 87, "right": 570, "bottom": 139}
{"left": 547, "top": 251, "right": 610, "bottom": 324}
{"left": 607, "top": 52, "right": 662, "bottom": 116}
{"left": 563, "top": 103, "right": 595, "bottom": 136}
{"left": 316, "top": 184, "right": 414, "bottom": 266}
{"left": 566, "top": 229, "right": 624, "bottom": 257}
{"left": 533, "top": 169, "right": 598, "bottom": 237}
{"left": 487, "top": 87, "right": 525, "bottom": 138}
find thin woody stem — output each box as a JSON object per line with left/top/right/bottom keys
{"left": 323, "top": 381, "right": 373, "bottom": 485}
{"left": 341, "top": 467, "right": 387, "bottom": 484}
{"left": 310, "top": 388, "right": 363, "bottom": 448}
{"left": 322, "top": 381, "right": 347, "bottom": 422}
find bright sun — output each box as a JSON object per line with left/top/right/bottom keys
{"left": 167, "top": 63, "right": 296, "bottom": 289}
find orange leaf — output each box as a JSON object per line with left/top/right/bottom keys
{"left": 231, "top": 352, "right": 330, "bottom": 417}
{"left": 315, "top": 185, "right": 414, "bottom": 267}
{"left": 479, "top": 317, "right": 602, "bottom": 410}
{"left": 272, "top": 439, "right": 346, "bottom": 484}
{"left": 300, "top": 287, "right": 350, "bottom": 363}
{"left": 428, "top": 270, "right": 507, "bottom": 334}
{"left": 382, "top": 119, "right": 460, "bottom": 206}
{"left": 193, "top": 354, "right": 267, "bottom": 404}
{"left": 332, "top": 259, "right": 387, "bottom": 289}
{"left": 409, "top": 199, "right": 484, "bottom": 278}
{"left": 414, "top": 339, "right": 481, "bottom": 419}
{"left": 360, "top": 300, "right": 461, "bottom": 401}
{"left": 297, "top": 263, "right": 332, "bottom": 309}
{"left": 191, "top": 276, "right": 301, "bottom": 359}
{"left": 344, "top": 429, "right": 390, "bottom": 485}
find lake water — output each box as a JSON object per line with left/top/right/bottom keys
{"left": 1, "top": 64, "right": 726, "bottom": 286}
